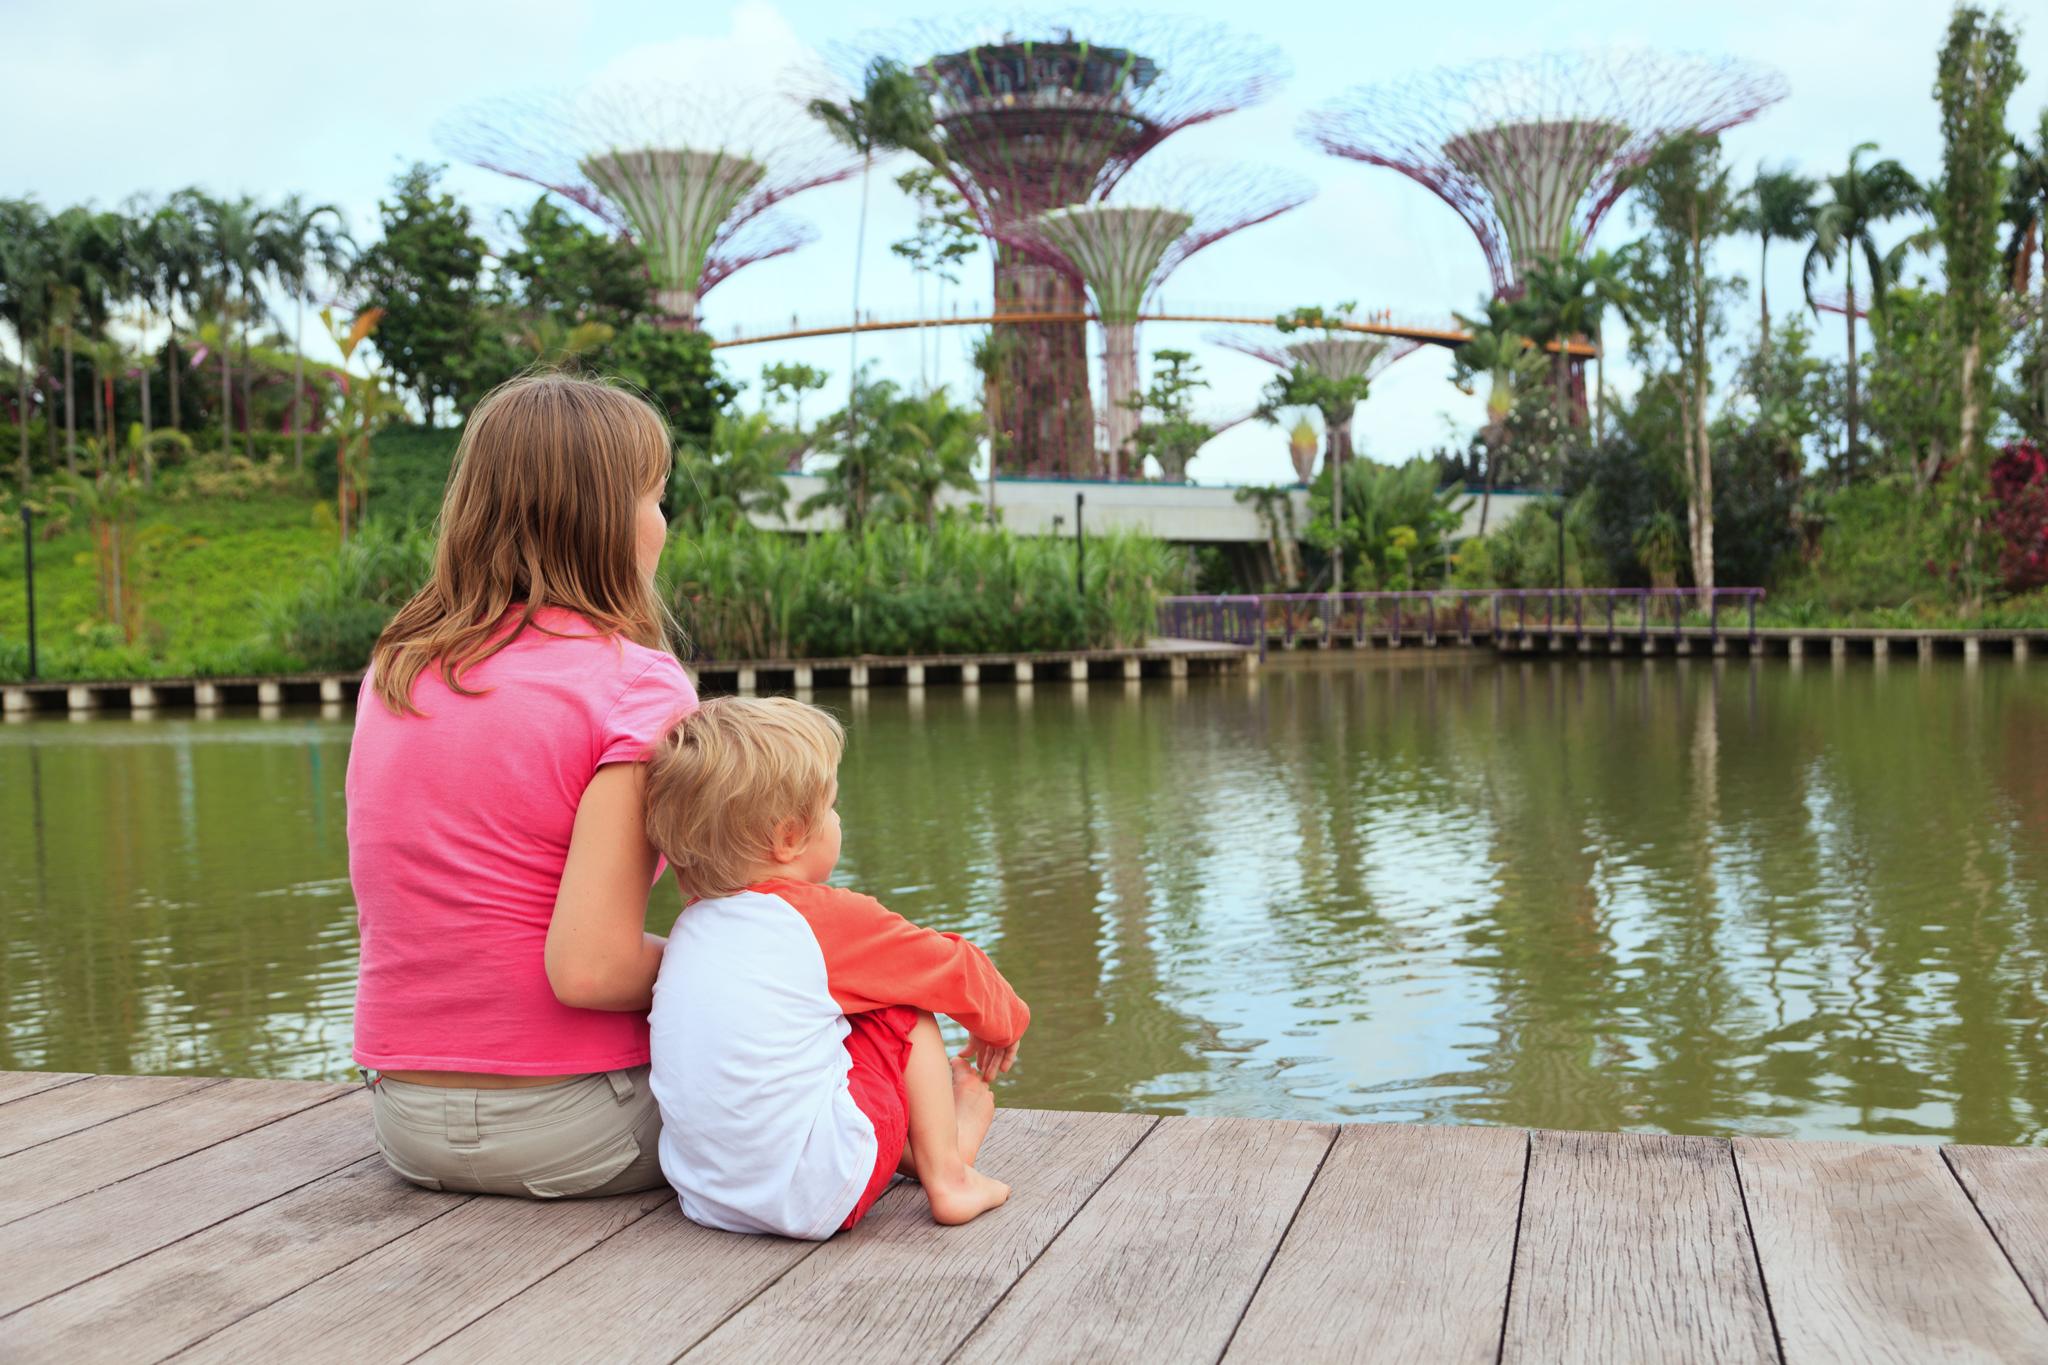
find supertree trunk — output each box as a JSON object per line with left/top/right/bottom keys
{"left": 1100, "top": 319, "right": 1140, "bottom": 481}
{"left": 994, "top": 247, "right": 1094, "bottom": 478}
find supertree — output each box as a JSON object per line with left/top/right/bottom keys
{"left": 438, "top": 80, "right": 860, "bottom": 330}
{"left": 850, "top": 14, "right": 1288, "bottom": 477}
{"left": 1001, "top": 166, "right": 1311, "bottom": 478}
{"left": 1303, "top": 51, "right": 1788, "bottom": 297}
{"left": 1217, "top": 322, "right": 1424, "bottom": 483}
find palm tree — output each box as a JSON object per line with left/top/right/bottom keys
{"left": 674, "top": 410, "right": 797, "bottom": 531}
{"left": 1735, "top": 166, "right": 1818, "bottom": 353}
{"left": 0, "top": 198, "right": 51, "bottom": 486}
{"left": 808, "top": 60, "right": 939, "bottom": 410}
{"left": 1803, "top": 144, "right": 1922, "bottom": 476}
{"left": 884, "top": 386, "right": 981, "bottom": 528}
{"left": 44, "top": 207, "right": 123, "bottom": 472}
{"left": 133, "top": 199, "right": 201, "bottom": 434}
{"left": 1451, "top": 302, "right": 1546, "bottom": 533}
{"left": 179, "top": 190, "right": 270, "bottom": 454}
{"left": 263, "top": 196, "right": 352, "bottom": 470}
{"left": 1579, "top": 247, "right": 1638, "bottom": 442}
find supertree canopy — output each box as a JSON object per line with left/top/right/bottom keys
{"left": 1218, "top": 324, "right": 1423, "bottom": 482}
{"left": 438, "top": 82, "right": 859, "bottom": 329}
{"left": 1303, "top": 51, "right": 1788, "bottom": 295}
{"left": 852, "top": 13, "right": 1288, "bottom": 477}
{"left": 1006, "top": 166, "right": 1311, "bottom": 478}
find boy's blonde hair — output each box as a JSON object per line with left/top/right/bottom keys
{"left": 645, "top": 697, "right": 845, "bottom": 900}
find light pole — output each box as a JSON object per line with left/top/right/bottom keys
{"left": 20, "top": 501, "right": 38, "bottom": 680}
{"left": 1075, "top": 492, "right": 1086, "bottom": 597}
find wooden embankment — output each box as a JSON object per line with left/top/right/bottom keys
{"left": 0, "top": 639, "right": 1253, "bottom": 718}
{"left": 3, "top": 1071, "right": 2048, "bottom": 1361}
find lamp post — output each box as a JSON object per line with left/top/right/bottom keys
{"left": 20, "top": 501, "right": 37, "bottom": 680}
{"left": 1074, "top": 492, "right": 1086, "bottom": 597}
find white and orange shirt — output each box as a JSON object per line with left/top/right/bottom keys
{"left": 647, "top": 878, "right": 1029, "bottom": 1239}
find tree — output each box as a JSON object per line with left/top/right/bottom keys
{"left": 263, "top": 195, "right": 352, "bottom": 470}
{"left": 1130, "top": 349, "right": 1216, "bottom": 485}
{"left": 494, "top": 197, "right": 649, "bottom": 328}
{"left": 1628, "top": 132, "right": 1742, "bottom": 603}
{"left": 349, "top": 164, "right": 486, "bottom": 423}
{"left": 761, "top": 361, "right": 829, "bottom": 452}
{"left": 44, "top": 206, "right": 124, "bottom": 470}
{"left": 1733, "top": 166, "right": 1818, "bottom": 353}
{"left": 807, "top": 61, "right": 939, "bottom": 409}
{"left": 177, "top": 190, "right": 270, "bottom": 452}
{"left": 1937, "top": 7, "right": 2025, "bottom": 607}
{"left": 0, "top": 198, "right": 50, "bottom": 486}
{"left": 804, "top": 372, "right": 904, "bottom": 536}
{"left": 2007, "top": 110, "right": 2048, "bottom": 441}
{"left": 602, "top": 325, "right": 737, "bottom": 453}
{"left": 1450, "top": 298, "right": 1545, "bottom": 533}
{"left": 673, "top": 410, "right": 797, "bottom": 531}
{"left": 882, "top": 386, "right": 981, "bottom": 527}
{"left": 1802, "top": 144, "right": 1922, "bottom": 474}
{"left": 321, "top": 307, "right": 400, "bottom": 544}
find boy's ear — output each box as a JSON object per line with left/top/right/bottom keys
{"left": 768, "top": 817, "right": 809, "bottom": 865}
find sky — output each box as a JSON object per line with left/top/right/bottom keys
{"left": 7, "top": 0, "right": 2044, "bottom": 485}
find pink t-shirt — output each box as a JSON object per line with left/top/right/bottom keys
{"left": 347, "top": 607, "right": 697, "bottom": 1075}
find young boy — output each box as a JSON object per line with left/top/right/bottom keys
{"left": 641, "top": 696, "right": 1027, "bottom": 1238}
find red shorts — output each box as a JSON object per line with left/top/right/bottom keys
{"left": 839, "top": 1004, "right": 919, "bottom": 1231}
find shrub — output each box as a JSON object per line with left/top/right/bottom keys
{"left": 1991, "top": 440, "right": 2048, "bottom": 593}
{"left": 661, "top": 521, "right": 1183, "bottom": 660}
{"left": 266, "top": 523, "right": 435, "bottom": 670}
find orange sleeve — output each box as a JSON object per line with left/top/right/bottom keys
{"left": 774, "top": 882, "right": 1030, "bottom": 1046}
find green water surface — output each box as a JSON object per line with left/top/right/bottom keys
{"left": 5, "top": 654, "right": 2046, "bottom": 1143}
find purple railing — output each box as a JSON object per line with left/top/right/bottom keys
{"left": 1159, "top": 589, "right": 1766, "bottom": 658}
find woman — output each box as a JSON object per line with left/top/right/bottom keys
{"left": 347, "top": 373, "right": 696, "bottom": 1197}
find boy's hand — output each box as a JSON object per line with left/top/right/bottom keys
{"left": 960, "top": 1037, "right": 1018, "bottom": 1082}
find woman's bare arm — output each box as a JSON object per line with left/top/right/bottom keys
{"left": 545, "top": 762, "right": 668, "bottom": 1011}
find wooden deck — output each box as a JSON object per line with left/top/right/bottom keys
{"left": 4, "top": 1074, "right": 2048, "bottom": 1362}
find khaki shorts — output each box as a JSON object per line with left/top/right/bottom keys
{"left": 367, "top": 1066, "right": 666, "bottom": 1199}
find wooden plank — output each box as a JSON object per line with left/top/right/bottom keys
{"left": 0, "top": 1090, "right": 370, "bottom": 1317}
{"left": 2, "top": 1157, "right": 465, "bottom": 1362}
{"left": 0, "top": 1074, "right": 221, "bottom": 1159}
{"left": 418, "top": 1204, "right": 823, "bottom": 1365}
{"left": 1505, "top": 1130, "right": 1775, "bottom": 1364}
{"left": 1947, "top": 1145, "right": 2048, "bottom": 1318}
{"left": 1225, "top": 1123, "right": 1527, "bottom": 1364}
{"left": 176, "top": 1184, "right": 671, "bottom": 1362}
{"left": 1739, "top": 1138, "right": 2048, "bottom": 1363}
{"left": 0, "top": 1077, "right": 348, "bottom": 1226}
{"left": 0, "top": 1072, "right": 90, "bottom": 1106}
{"left": 953, "top": 1115, "right": 1334, "bottom": 1364}
{"left": 686, "top": 1108, "right": 1157, "bottom": 1363}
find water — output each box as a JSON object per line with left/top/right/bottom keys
{"left": 6, "top": 654, "right": 2047, "bottom": 1144}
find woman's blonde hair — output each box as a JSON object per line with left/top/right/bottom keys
{"left": 644, "top": 697, "right": 845, "bottom": 900}
{"left": 371, "top": 373, "right": 673, "bottom": 715}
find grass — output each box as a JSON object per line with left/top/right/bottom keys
{"left": 1, "top": 485, "right": 334, "bottom": 680}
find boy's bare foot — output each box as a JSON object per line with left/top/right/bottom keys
{"left": 951, "top": 1057, "right": 996, "bottom": 1166}
{"left": 925, "top": 1165, "right": 1011, "bottom": 1225}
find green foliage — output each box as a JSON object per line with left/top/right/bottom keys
{"left": 804, "top": 377, "right": 983, "bottom": 533}
{"left": 1305, "top": 458, "right": 1465, "bottom": 590}
{"left": 1453, "top": 498, "right": 1601, "bottom": 590}
{"left": 1130, "top": 349, "right": 1215, "bottom": 482}
{"left": 601, "top": 325, "right": 736, "bottom": 451}
{"left": 1778, "top": 478, "right": 1950, "bottom": 612}
{"left": 495, "top": 198, "right": 649, "bottom": 327}
{"left": 661, "top": 521, "right": 1182, "bottom": 660}
{"left": 1865, "top": 286, "right": 1960, "bottom": 486}
{"left": 264, "top": 521, "right": 433, "bottom": 670}
{"left": 673, "top": 410, "right": 796, "bottom": 533}
{"left": 348, "top": 163, "right": 487, "bottom": 421}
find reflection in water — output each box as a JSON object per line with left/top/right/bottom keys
{"left": 5, "top": 655, "right": 2047, "bottom": 1143}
